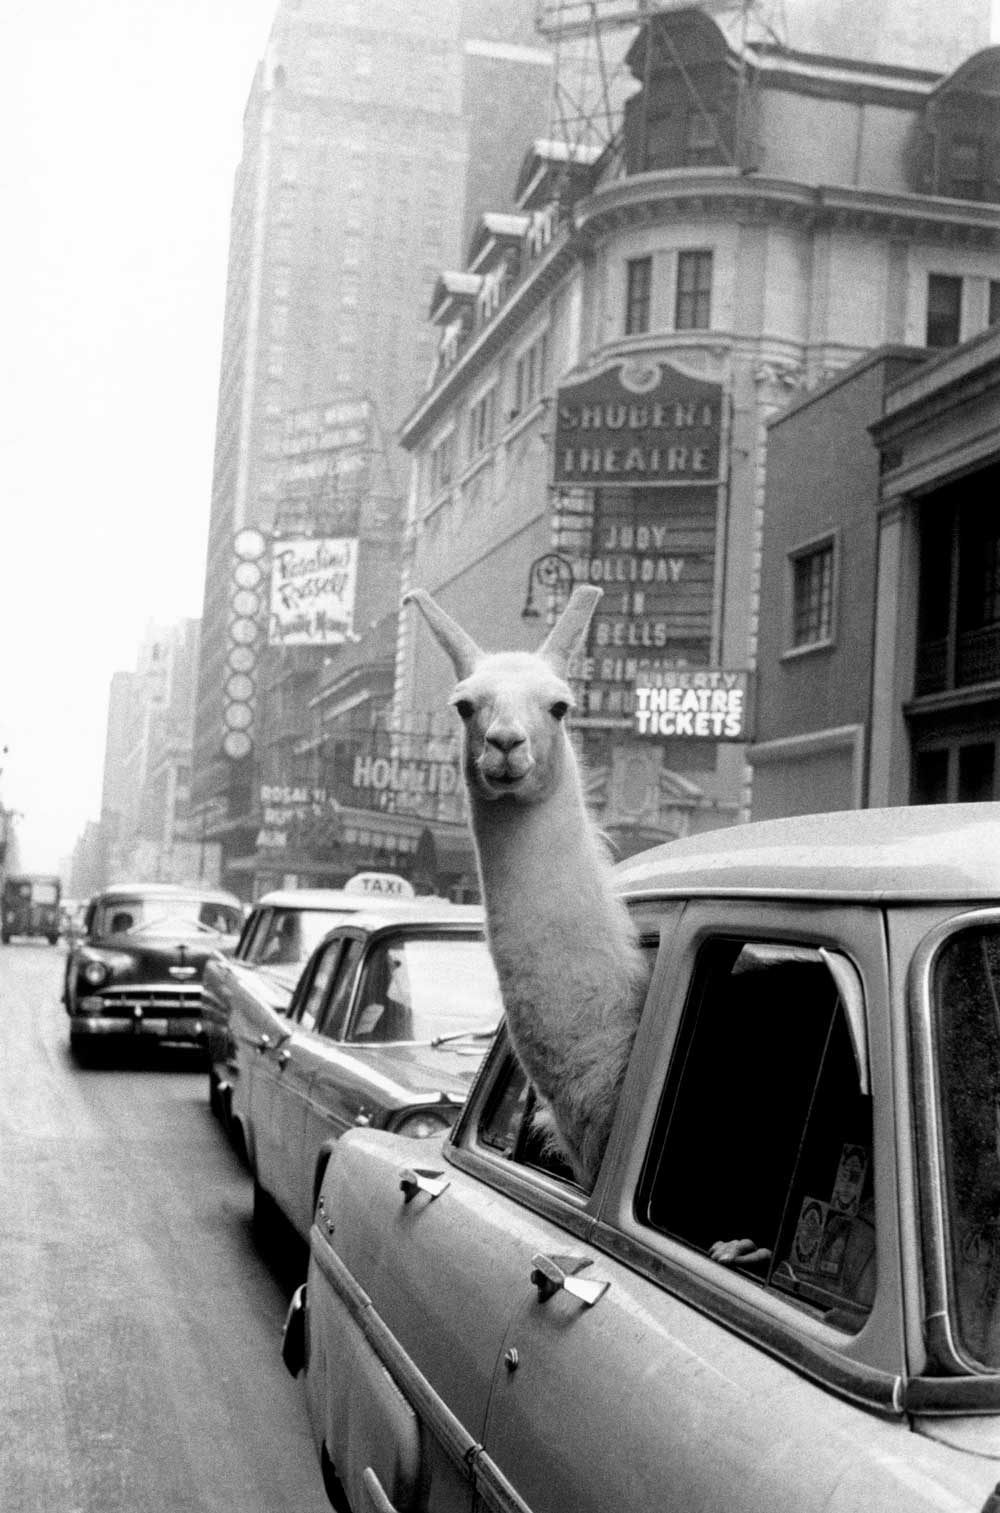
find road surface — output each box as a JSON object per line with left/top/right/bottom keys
{"left": 0, "top": 940, "right": 330, "bottom": 1513}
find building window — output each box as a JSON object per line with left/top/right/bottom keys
{"left": 511, "top": 329, "right": 549, "bottom": 419}
{"left": 675, "top": 250, "right": 713, "bottom": 331}
{"left": 467, "top": 387, "right": 496, "bottom": 461}
{"left": 926, "top": 274, "right": 962, "bottom": 348}
{"left": 948, "top": 137, "right": 983, "bottom": 200}
{"left": 685, "top": 109, "right": 720, "bottom": 165}
{"left": 790, "top": 538, "right": 835, "bottom": 650}
{"left": 430, "top": 430, "right": 455, "bottom": 493}
{"left": 625, "top": 256, "right": 652, "bottom": 335}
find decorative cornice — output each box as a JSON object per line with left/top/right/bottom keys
{"left": 400, "top": 170, "right": 1000, "bottom": 450}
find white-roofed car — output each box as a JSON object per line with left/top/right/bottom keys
{"left": 282, "top": 804, "right": 1000, "bottom": 1513}
{"left": 203, "top": 886, "right": 398, "bottom": 1143}
{"left": 244, "top": 901, "right": 502, "bottom": 1247}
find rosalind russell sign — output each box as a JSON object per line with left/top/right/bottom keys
{"left": 553, "top": 359, "right": 722, "bottom": 487}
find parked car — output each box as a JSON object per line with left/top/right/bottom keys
{"left": 2, "top": 873, "right": 61, "bottom": 943}
{"left": 246, "top": 902, "right": 503, "bottom": 1244}
{"left": 64, "top": 883, "right": 243, "bottom": 1061}
{"left": 203, "top": 887, "right": 392, "bottom": 1135}
{"left": 284, "top": 804, "right": 1000, "bottom": 1513}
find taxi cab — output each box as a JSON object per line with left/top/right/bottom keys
{"left": 284, "top": 804, "right": 1000, "bottom": 1513}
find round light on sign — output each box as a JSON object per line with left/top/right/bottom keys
{"left": 233, "top": 527, "right": 267, "bottom": 560}
{"left": 224, "top": 702, "right": 254, "bottom": 731}
{"left": 225, "top": 671, "right": 255, "bottom": 702}
{"left": 231, "top": 587, "right": 261, "bottom": 618}
{"left": 230, "top": 616, "right": 259, "bottom": 646}
{"left": 222, "top": 730, "right": 253, "bottom": 760}
{"left": 233, "top": 559, "right": 263, "bottom": 589}
{"left": 227, "top": 644, "right": 256, "bottom": 673}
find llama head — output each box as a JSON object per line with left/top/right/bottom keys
{"left": 405, "top": 585, "right": 602, "bottom": 805}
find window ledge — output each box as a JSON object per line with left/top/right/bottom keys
{"left": 781, "top": 638, "right": 835, "bottom": 662}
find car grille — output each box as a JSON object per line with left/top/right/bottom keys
{"left": 95, "top": 985, "right": 203, "bottom": 1016}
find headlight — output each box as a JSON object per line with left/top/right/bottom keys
{"left": 83, "top": 960, "right": 109, "bottom": 986}
{"left": 393, "top": 1109, "right": 456, "bottom": 1140}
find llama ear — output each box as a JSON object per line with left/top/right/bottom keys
{"left": 404, "top": 589, "right": 483, "bottom": 678}
{"left": 538, "top": 585, "right": 602, "bottom": 674}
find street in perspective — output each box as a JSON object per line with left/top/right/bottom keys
{"left": 0, "top": 941, "right": 327, "bottom": 1513}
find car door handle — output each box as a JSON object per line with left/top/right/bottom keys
{"left": 277, "top": 1049, "right": 290, "bottom": 1069}
{"left": 255, "top": 1033, "right": 271, "bottom": 1053}
{"left": 530, "top": 1252, "right": 609, "bottom": 1307}
{"left": 399, "top": 1167, "right": 449, "bottom": 1203}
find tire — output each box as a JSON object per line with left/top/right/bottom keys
{"left": 208, "top": 1070, "right": 223, "bottom": 1121}
{"left": 1, "top": 932, "right": 9, "bottom": 945}
{"left": 252, "top": 1176, "right": 281, "bottom": 1243}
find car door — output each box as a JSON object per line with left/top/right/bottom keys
{"left": 476, "top": 898, "right": 942, "bottom": 1513}
{"left": 308, "top": 1049, "right": 595, "bottom": 1513}
{"left": 250, "top": 934, "right": 346, "bottom": 1223}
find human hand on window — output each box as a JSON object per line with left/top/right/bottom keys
{"left": 709, "top": 1237, "right": 772, "bottom": 1268}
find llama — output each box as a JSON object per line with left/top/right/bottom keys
{"left": 405, "top": 584, "right": 648, "bottom": 1186}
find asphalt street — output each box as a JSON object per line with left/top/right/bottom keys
{"left": 0, "top": 941, "right": 330, "bottom": 1513}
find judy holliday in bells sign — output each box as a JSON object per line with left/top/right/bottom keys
{"left": 268, "top": 537, "right": 359, "bottom": 647}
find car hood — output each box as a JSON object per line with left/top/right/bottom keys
{"left": 341, "top": 1038, "right": 488, "bottom": 1102}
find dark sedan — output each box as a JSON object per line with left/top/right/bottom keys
{"left": 64, "top": 883, "right": 244, "bottom": 1061}
{"left": 245, "top": 903, "right": 503, "bottom": 1243}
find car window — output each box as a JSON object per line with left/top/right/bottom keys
{"left": 317, "top": 938, "right": 365, "bottom": 1039}
{"left": 638, "top": 939, "right": 875, "bottom": 1333}
{"left": 252, "top": 907, "right": 351, "bottom": 966}
{"left": 346, "top": 933, "right": 503, "bottom": 1045}
{"left": 294, "top": 939, "right": 347, "bottom": 1032}
{"left": 240, "top": 908, "right": 273, "bottom": 961}
{"left": 933, "top": 922, "right": 1000, "bottom": 1369}
{"left": 92, "top": 895, "right": 240, "bottom": 935}
{"left": 478, "top": 1053, "right": 579, "bottom": 1183}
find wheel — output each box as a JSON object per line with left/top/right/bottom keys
{"left": 208, "top": 1070, "right": 224, "bottom": 1121}
{"left": 1, "top": 932, "right": 9, "bottom": 944}
{"left": 252, "top": 1176, "right": 280, "bottom": 1242}
{"left": 48, "top": 935, "right": 58, "bottom": 946}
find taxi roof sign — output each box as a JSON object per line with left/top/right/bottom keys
{"left": 344, "top": 872, "right": 416, "bottom": 899}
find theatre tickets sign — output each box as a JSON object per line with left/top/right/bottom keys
{"left": 553, "top": 358, "right": 722, "bottom": 488}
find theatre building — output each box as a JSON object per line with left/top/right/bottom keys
{"left": 395, "top": 6, "right": 1000, "bottom": 863}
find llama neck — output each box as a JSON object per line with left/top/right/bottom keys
{"left": 469, "top": 762, "right": 626, "bottom": 964}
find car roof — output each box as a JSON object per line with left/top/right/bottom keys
{"left": 95, "top": 882, "right": 242, "bottom": 905}
{"left": 317, "top": 901, "right": 486, "bottom": 934}
{"left": 614, "top": 803, "right": 1000, "bottom": 904}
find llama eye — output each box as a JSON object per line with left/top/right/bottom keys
{"left": 549, "top": 700, "right": 569, "bottom": 721}
{"left": 454, "top": 699, "right": 475, "bottom": 721}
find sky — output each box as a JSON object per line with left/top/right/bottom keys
{"left": 0, "top": 0, "right": 278, "bottom": 871}
{"left": 2, "top": 1, "right": 1000, "bottom": 874}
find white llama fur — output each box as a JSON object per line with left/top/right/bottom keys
{"left": 405, "top": 585, "right": 648, "bottom": 1187}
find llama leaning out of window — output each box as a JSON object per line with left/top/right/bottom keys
{"left": 404, "top": 585, "right": 648, "bottom": 1188}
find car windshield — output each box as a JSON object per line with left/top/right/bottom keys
{"left": 252, "top": 908, "right": 354, "bottom": 967}
{"left": 93, "top": 897, "right": 242, "bottom": 937}
{"left": 349, "top": 934, "right": 503, "bottom": 1045}
{"left": 934, "top": 922, "right": 1000, "bottom": 1369}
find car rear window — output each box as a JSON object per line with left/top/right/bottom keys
{"left": 934, "top": 924, "right": 1000, "bottom": 1369}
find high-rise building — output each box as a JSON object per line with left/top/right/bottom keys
{"left": 190, "top": 0, "right": 553, "bottom": 896}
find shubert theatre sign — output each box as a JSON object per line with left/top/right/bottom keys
{"left": 553, "top": 359, "right": 721, "bottom": 488}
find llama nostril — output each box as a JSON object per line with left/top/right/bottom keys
{"left": 486, "top": 730, "right": 526, "bottom": 754}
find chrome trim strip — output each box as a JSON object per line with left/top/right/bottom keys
{"left": 310, "top": 1231, "right": 532, "bottom": 1513}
